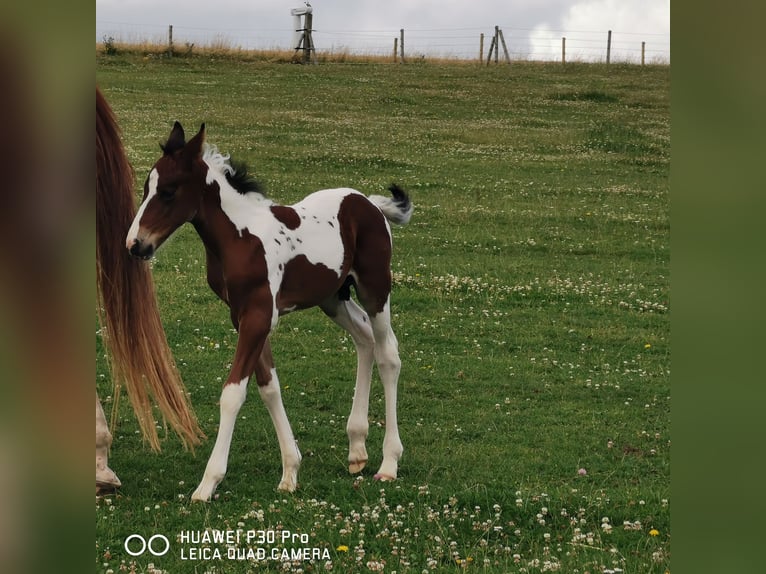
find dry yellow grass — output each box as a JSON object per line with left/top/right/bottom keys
{"left": 97, "top": 38, "right": 495, "bottom": 65}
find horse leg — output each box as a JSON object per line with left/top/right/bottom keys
{"left": 95, "top": 393, "right": 121, "bottom": 491}
{"left": 368, "top": 300, "right": 404, "bottom": 481}
{"left": 320, "top": 297, "right": 375, "bottom": 474}
{"left": 191, "top": 375, "right": 248, "bottom": 502}
{"left": 255, "top": 339, "right": 302, "bottom": 492}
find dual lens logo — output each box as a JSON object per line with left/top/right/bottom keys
{"left": 124, "top": 534, "right": 170, "bottom": 557}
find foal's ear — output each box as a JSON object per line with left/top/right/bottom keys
{"left": 162, "top": 121, "right": 186, "bottom": 155}
{"left": 181, "top": 123, "right": 206, "bottom": 166}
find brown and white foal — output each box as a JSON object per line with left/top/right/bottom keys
{"left": 126, "top": 122, "right": 412, "bottom": 501}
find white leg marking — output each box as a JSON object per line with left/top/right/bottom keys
{"left": 191, "top": 378, "right": 248, "bottom": 501}
{"left": 95, "top": 394, "right": 121, "bottom": 489}
{"left": 370, "top": 301, "right": 403, "bottom": 481}
{"left": 259, "top": 369, "right": 302, "bottom": 492}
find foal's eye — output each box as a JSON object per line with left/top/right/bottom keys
{"left": 157, "top": 186, "right": 176, "bottom": 201}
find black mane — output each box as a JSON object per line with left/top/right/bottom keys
{"left": 225, "top": 158, "right": 266, "bottom": 196}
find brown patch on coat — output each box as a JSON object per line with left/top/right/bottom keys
{"left": 277, "top": 255, "right": 343, "bottom": 313}
{"left": 337, "top": 194, "right": 393, "bottom": 316}
{"left": 253, "top": 338, "right": 275, "bottom": 387}
{"left": 270, "top": 205, "right": 301, "bottom": 230}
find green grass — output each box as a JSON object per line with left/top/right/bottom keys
{"left": 96, "top": 54, "right": 669, "bottom": 573}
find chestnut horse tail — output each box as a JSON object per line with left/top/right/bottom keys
{"left": 96, "top": 87, "right": 203, "bottom": 451}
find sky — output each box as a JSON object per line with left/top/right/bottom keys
{"left": 96, "top": 0, "right": 670, "bottom": 63}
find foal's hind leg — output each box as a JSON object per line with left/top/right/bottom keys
{"left": 321, "top": 297, "right": 375, "bottom": 474}
{"left": 368, "top": 299, "right": 404, "bottom": 481}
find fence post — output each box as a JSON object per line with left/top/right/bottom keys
{"left": 485, "top": 35, "right": 496, "bottom": 65}
{"left": 641, "top": 41, "right": 646, "bottom": 65}
{"left": 562, "top": 37, "right": 566, "bottom": 64}
{"left": 168, "top": 25, "right": 173, "bottom": 57}
{"left": 498, "top": 28, "right": 510, "bottom": 63}
{"left": 393, "top": 38, "right": 398, "bottom": 62}
{"left": 479, "top": 33, "right": 484, "bottom": 63}
{"left": 494, "top": 26, "right": 499, "bottom": 64}
{"left": 606, "top": 30, "right": 612, "bottom": 64}
{"left": 400, "top": 28, "right": 405, "bottom": 63}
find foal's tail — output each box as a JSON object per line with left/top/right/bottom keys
{"left": 96, "top": 87, "right": 203, "bottom": 451}
{"left": 369, "top": 184, "right": 413, "bottom": 226}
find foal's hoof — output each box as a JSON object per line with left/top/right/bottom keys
{"left": 348, "top": 460, "right": 368, "bottom": 474}
{"left": 277, "top": 480, "right": 298, "bottom": 493}
{"left": 190, "top": 485, "right": 214, "bottom": 502}
{"left": 373, "top": 473, "right": 396, "bottom": 482}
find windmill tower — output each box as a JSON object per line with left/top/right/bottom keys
{"left": 291, "top": 2, "right": 316, "bottom": 64}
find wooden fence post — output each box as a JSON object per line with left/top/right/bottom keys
{"left": 641, "top": 41, "right": 646, "bottom": 65}
{"left": 606, "top": 30, "right": 612, "bottom": 64}
{"left": 485, "top": 26, "right": 512, "bottom": 65}
{"left": 168, "top": 25, "right": 173, "bottom": 57}
{"left": 479, "top": 33, "right": 484, "bottom": 63}
{"left": 486, "top": 35, "right": 496, "bottom": 65}
{"left": 393, "top": 38, "right": 398, "bottom": 62}
{"left": 498, "top": 28, "right": 510, "bottom": 63}
{"left": 400, "top": 28, "right": 405, "bottom": 63}
{"left": 562, "top": 37, "right": 566, "bottom": 64}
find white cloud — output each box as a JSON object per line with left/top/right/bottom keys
{"left": 528, "top": 0, "right": 670, "bottom": 62}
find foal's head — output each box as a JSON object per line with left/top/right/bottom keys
{"left": 126, "top": 122, "right": 206, "bottom": 259}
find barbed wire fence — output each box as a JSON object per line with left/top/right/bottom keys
{"left": 96, "top": 20, "right": 670, "bottom": 64}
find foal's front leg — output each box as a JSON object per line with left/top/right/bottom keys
{"left": 191, "top": 315, "right": 301, "bottom": 500}
{"left": 190, "top": 375, "right": 249, "bottom": 502}
{"left": 191, "top": 314, "right": 267, "bottom": 502}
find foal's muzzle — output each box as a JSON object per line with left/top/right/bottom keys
{"left": 127, "top": 238, "right": 155, "bottom": 260}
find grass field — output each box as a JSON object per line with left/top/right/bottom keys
{"left": 96, "top": 52, "right": 669, "bottom": 573}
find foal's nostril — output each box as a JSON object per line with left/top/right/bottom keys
{"left": 128, "top": 239, "right": 154, "bottom": 259}
{"left": 129, "top": 240, "right": 142, "bottom": 257}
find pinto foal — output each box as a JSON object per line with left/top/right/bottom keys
{"left": 126, "top": 123, "right": 412, "bottom": 501}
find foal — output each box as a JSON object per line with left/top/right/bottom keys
{"left": 126, "top": 122, "right": 412, "bottom": 501}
